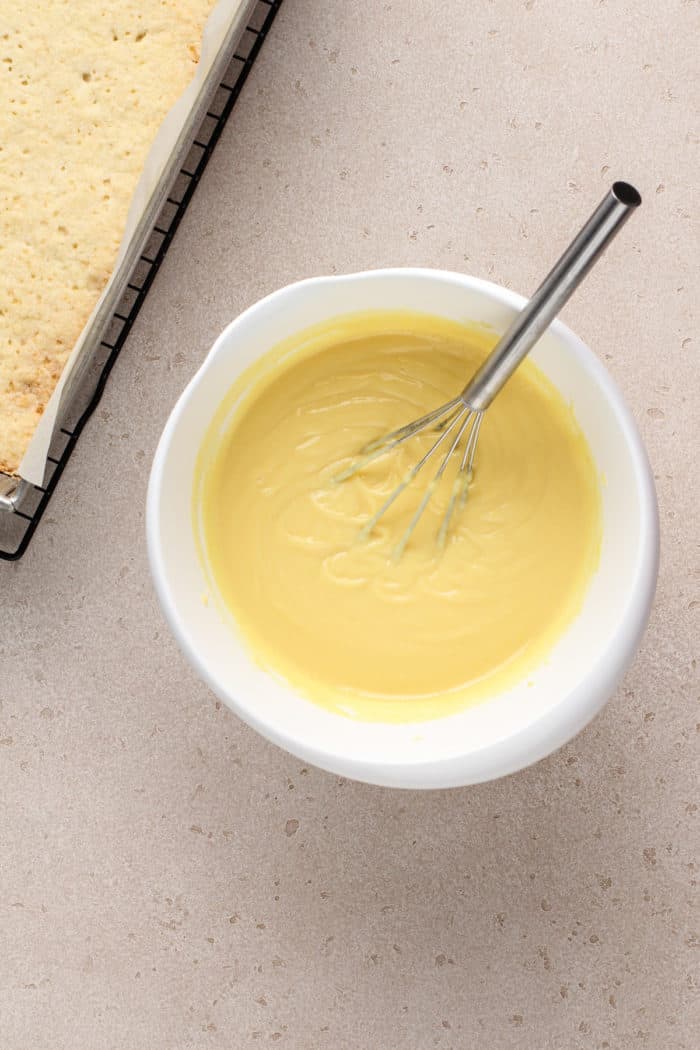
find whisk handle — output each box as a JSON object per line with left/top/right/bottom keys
{"left": 461, "top": 181, "right": 641, "bottom": 411}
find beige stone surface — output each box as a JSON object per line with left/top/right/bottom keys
{"left": 1, "top": 0, "right": 698, "bottom": 1047}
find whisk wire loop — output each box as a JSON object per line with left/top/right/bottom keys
{"left": 356, "top": 402, "right": 469, "bottom": 543}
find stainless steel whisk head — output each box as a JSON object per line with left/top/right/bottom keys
{"left": 334, "top": 181, "right": 642, "bottom": 558}
{"left": 335, "top": 397, "right": 484, "bottom": 559}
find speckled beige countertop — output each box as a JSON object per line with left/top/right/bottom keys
{"left": 2, "top": 1, "right": 698, "bottom": 1047}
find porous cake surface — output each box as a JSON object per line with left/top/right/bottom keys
{"left": 0, "top": 1, "right": 215, "bottom": 475}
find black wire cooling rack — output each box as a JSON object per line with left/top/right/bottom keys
{"left": 0, "top": 0, "right": 283, "bottom": 561}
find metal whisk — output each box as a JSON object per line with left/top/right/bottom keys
{"left": 335, "top": 181, "right": 642, "bottom": 558}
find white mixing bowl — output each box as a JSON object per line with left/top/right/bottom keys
{"left": 147, "top": 269, "right": 659, "bottom": 788}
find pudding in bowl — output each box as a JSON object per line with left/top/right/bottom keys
{"left": 147, "top": 269, "right": 658, "bottom": 787}
{"left": 194, "top": 310, "right": 601, "bottom": 724}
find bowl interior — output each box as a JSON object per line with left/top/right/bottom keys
{"left": 147, "top": 269, "right": 657, "bottom": 787}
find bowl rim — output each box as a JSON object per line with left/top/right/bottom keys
{"left": 147, "top": 267, "right": 659, "bottom": 787}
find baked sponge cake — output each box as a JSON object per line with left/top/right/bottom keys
{"left": 0, "top": 1, "right": 216, "bottom": 476}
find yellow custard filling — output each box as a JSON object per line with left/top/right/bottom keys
{"left": 195, "top": 311, "right": 601, "bottom": 722}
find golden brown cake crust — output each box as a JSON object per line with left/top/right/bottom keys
{"left": 0, "top": 1, "right": 216, "bottom": 475}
